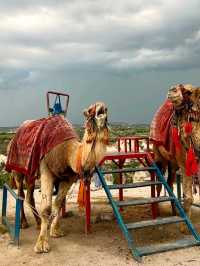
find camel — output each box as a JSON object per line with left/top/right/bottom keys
{"left": 151, "top": 84, "right": 200, "bottom": 229}
{"left": 0, "top": 154, "right": 7, "bottom": 170}
{"left": 6, "top": 102, "right": 109, "bottom": 253}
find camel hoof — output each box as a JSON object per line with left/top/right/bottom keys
{"left": 50, "top": 227, "right": 65, "bottom": 238}
{"left": 34, "top": 239, "right": 50, "bottom": 253}
{"left": 62, "top": 211, "right": 74, "bottom": 218}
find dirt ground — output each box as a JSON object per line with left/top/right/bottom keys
{"left": 1, "top": 184, "right": 200, "bottom": 266}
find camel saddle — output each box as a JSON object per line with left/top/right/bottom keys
{"left": 6, "top": 115, "right": 78, "bottom": 184}
{"left": 149, "top": 99, "right": 174, "bottom": 149}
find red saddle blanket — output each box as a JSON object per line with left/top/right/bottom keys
{"left": 6, "top": 116, "right": 78, "bottom": 182}
{"left": 149, "top": 99, "right": 174, "bottom": 148}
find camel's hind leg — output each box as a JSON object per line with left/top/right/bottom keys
{"left": 50, "top": 179, "right": 74, "bottom": 238}
{"left": 25, "top": 179, "right": 41, "bottom": 229}
{"left": 34, "top": 160, "right": 54, "bottom": 253}
{"left": 13, "top": 172, "right": 29, "bottom": 229}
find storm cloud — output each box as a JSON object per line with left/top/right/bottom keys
{"left": 0, "top": 0, "right": 200, "bottom": 126}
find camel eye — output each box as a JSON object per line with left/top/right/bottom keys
{"left": 170, "top": 87, "right": 177, "bottom": 93}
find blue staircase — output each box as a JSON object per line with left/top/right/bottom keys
{"left": 95, "top": 156, "right": 200, "bottom": 262}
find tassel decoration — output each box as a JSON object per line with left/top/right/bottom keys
{"left": 184, "top": 122, "right": 193, "bottom": 135}
{"left": 76, "top": 145, "right": 86, "bottom": 208}
{"left": 186, "top": 146, "right": 198, "bottom": 176}
{"left": 77, "top": 179, "right": 86, "bottom": 208}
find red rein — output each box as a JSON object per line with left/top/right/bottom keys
{"left": 172, "top": 127, "right": 181, "bottom": 153}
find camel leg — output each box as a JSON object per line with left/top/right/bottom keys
{"left": 182, "top": 174, "right": 193, "bottom": 217}
{"left": 25, "top": 181, "right": 41, "bottom": 229}
{"left": 167, "top": 164, "right": 177, "bottom": 215}
{"left": 180, "top": 172, "right": 193, "bottom": 233}
{"left": 34, "top": 161, "right": 53, "bottom": 253}
{"left": 50, "top": 179, "right": 74, "bottom": 238}
{"left": 14, "top": 173, "right": 29, "bottom": 229}
{"left": 155, "top": 161, "right": 164, "bottom": 197}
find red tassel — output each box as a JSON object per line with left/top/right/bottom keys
{"left": 77, "top": 179, "right": 86, "bottom": 208}
{"left": 184, "top": 122, "right": 192, "bottom": 135}
{"left": 186, "top": 146, "right": 198, "bottom": 176}
{"left": 172, "top": 127, "right": 181, "bottom": 152}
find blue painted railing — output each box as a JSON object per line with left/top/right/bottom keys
{"left": 2, "top": 183, "right": 22, "bottom": 245}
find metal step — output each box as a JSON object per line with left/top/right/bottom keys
{"left": 126, "top": 216, "right": 185, "bottom": 230}
{"left": 102, "top": 167, "right": 156, "bottom": 174}
{"left": 138, "top": 236, "right": 199, "bottom": 256}
{"left": 108, "top": 180, "right": 162, "bottom": 190}
{"left": 116, "top": 196, "right": 174, "bottom": 207}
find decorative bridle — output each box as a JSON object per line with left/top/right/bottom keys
{"left": 172, "top": 95, "right": 200, "bottom": 176}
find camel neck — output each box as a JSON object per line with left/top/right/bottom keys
{"left": 68, "top": 131, "right": 106, "bottom": 175}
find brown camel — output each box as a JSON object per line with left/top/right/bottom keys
{"left": 6, "top": 102, "right": 109, "bottom": 253}
{"left": 152, "top": 84, "right": 200, "bottom": 230}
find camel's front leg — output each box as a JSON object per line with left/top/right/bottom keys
{"left": 182, "top": 174, "right": 193, "bottom": 218}
{"left": 50, "top": 179, "right": 74, "bottom": 238}
{"left": 34, "top": 161, "right": 53, "bottom": 253}
{"left": 180, "top": 171, "right": 193, "bottom": 233}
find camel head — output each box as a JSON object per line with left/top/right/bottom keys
{"left": 167, "top": 84, "right": 194, "bottom": 109}
{"left": 167, "top": 84, "right": 184, "bottom": 108}
{"left": 167, "top": 84, "right": 200, "bottom": 150}
{"left": 78, "top": 102, "right": 109, "bottom": 178}
{"left": 83, "top": 102, "right": 108, "bottom": 144}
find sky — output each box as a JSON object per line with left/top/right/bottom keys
{"left": 0, "top": 0, "right": 200, "bottom": 126}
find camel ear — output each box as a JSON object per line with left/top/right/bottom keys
{"left": 182, "top": 84, "right": 193, "bottom": 95}
{"left": 83, "top": 104, "right": 96, "bottom": 119}
{"left": 83, "top": 109, "right": 89, "bottom": 118}
{"left": 193, "top": 87, "right": 200, "bottom": 99}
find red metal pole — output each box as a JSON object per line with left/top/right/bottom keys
{"left": 118, "top": 139, "right": 121, "bottom": 152}
{"left": 125, "top": 139, "right": 127, "bottom": 153}
{"left": 135, "top": 140, "right": 139, "bottom": 152}
{"left": 85, "top": 181, "right": 91, "bottom": 234}
{"left": 129, "top": 139, "right": 131, "bottom": 152}
{"left": 119, "top": 160, "right": 124, "bottom": 211}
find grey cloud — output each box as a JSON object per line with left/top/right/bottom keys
{"left": 1, "top": 0, "right": 200, "bottom": 126}
{"left": 0, "top": 0, "right": 200, "bottom": 74}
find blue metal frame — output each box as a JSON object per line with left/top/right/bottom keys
{"left": 95, "top": 166, "right": 141, "bottom": 262}
{"left": 152, "top": 162, "right": 200, "bottom": 241}
{"left": 2, "top": 183, "right": 22, "bottom": 245}
{"left": 95, "top": 152, "right": 200, "bottom": 261}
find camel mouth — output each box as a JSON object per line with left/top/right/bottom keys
{"left": 84, "top": 102, "right": 108, "bottom": 143}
